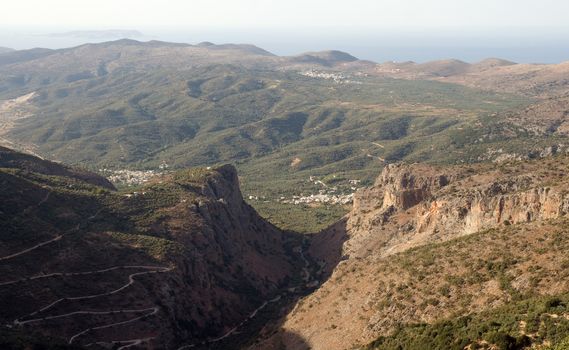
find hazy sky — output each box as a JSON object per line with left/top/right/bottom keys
{"left": 3, "top": 0, "right": 569, "bottom": 28}
{"left": 2, "top": 0, "right": 569, "bottom": 63}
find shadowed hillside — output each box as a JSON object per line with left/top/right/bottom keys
{"left": 2, "top": 39, "right": 569, "bottom": 349}
{"left": 0, "top": 147, "right": 312, "bottom": 349}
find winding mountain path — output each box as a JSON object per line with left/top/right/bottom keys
{"left": 177, "top": 242, "right": 313, "bottom": 350}
{"left": 22, "top": 190, "right": 51, "bottom": 215}
{"left": 0, "top": 234, "right": 64, "bottom": 262}
{"left": 68, "top": 307, "right": 160, "bottom": 344}
{"left": 6, "top": 264, "right": 172, "bottom": 346}
{"left": 1, "top": 176, "right": 174, "bottom": 347}
{"left": 18, "top": 307, "right": 157, "bottom": 326}
{"left": 85, "top": 336, "right": 156, "bottom": 349}
{"left": 15, "top": 266, "right": 173, "bottom": 324}
{"left": 0, "top": 197, "right": 106, "bottom": 262}
{"left": 3, "top": 193, "right": 315, "bottom": 348}
{"left": 177, "top": 296, "right": 283, "bottom": 350}
{"left": 0, "top": 265, "right": 170, "bottom": 287}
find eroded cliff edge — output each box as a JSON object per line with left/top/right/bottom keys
{"left": 344, "top": 161, "right": 569, "bottom": 258}
{"left": 0, "top": 148, "right": 301, "bottom": 349}
{"left": 264, "top": 156, "right": 569, "bottom": 350}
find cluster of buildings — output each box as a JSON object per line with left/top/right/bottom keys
{"left": 99, "top": 168, "right": 162, "bottom": 186}
{"left": 281, "top": 192, "right": 355, "bottom": 205}
{"left": 299, "top": 70, "right": 363, "bottom": 84}
{"left": 247, "top": 176, "right": 361, "bottom": 206}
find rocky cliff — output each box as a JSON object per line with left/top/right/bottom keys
{"left": 342, "top": 161, "right": 569, "bottom": 259}
{"left": 0, "top": 149, "right": 300, "bottom": 349}
{"left": 266, "top": 155, "right": 569, "bottom": 350}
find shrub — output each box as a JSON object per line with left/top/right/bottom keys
{"left": 485, "top": 331, "right": 530, "bottom": 350}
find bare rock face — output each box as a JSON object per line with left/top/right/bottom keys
{"left": 273, "top": 157, "right": 569, "bottom": 350}
{"left": 375, "top": 164, "right": 450, "bottom": 198}
{"left": 160, "top": 165, "right": 297, "bottom": 341}
{"left": 344, "top": 164, "right": 454, "bottom": 257}
{"left": 343, "top": 162, "right": 568, "bottom": 259}
{"left": 416, "top": 185, "right": 568, "bottom": 236}
{"left": 352, "top": 163, "right": 450, "bottom": 221}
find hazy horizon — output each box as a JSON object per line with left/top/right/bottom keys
{"left": 1, "top": 0, "right": 569, "bottom": 64}
{"left": 1, "top": 26, "right": 568, "bottom": 64}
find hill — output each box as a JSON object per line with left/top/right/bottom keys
{"left": 0, "top": 147, "right": 309, "bottom": 349}
{"left": 256, "top": 155, "right": 569, "bottom": 349}
{"left": 375, "top": 58, "right": 569, "bottom": 97}
{"left": 289, "top": 50, "right": 359, "bottom": 66}
{"left": 0, "top": 40, "right": 533, "bottom": 199}
{"left": 0, "top": 145, "right": 115, "bottom": 188}
{"left": 1, "top": 40, "right": 569, "bottom": 235}
{"left": 474, "top": 57, "right": 517, "bottom": 69}
{"left": 2, "top": 39, "right": 569, "bottom": 349}
{"left": 499, "top": 93, "right": 569, "bottom": 137}
{"left": 0, "top": 47, "right": 54, "bottom": 66}
{"left": 414, "top": 59, "right": 471, "bottom": 77}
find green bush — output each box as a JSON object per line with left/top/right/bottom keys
{"left": 484, "top": 331, "right": 530, "bottom": 350}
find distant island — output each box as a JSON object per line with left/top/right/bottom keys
{"left": 48, "top": 29, "right": 143, "bottom": 39}
{"left": 0, "top": 46, "right": 14, "bottom": 53}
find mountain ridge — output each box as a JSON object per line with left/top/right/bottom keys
{"left": 258, "top": 155, "right": 569, "bottom": 349}
{"left": 0, "top": 147, "right": 308, "bottom": 349}
{"left": 6, "top": 38, "right": 565, "bottom": 69}
{"left": 1, "top": 38, "right": 569, "bottom": 350}
{"left": 1, "top": 38, "right": 568, "bottom": 231}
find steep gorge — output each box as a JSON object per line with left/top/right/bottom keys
{"left": 260, "top": 156, "right": 569, "bottom": 350}
{"left": 3, "top": 147, "right": 569, "bottom": 350}
{"left": 0, "top": 147, "right": 304, "bottom": 349}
